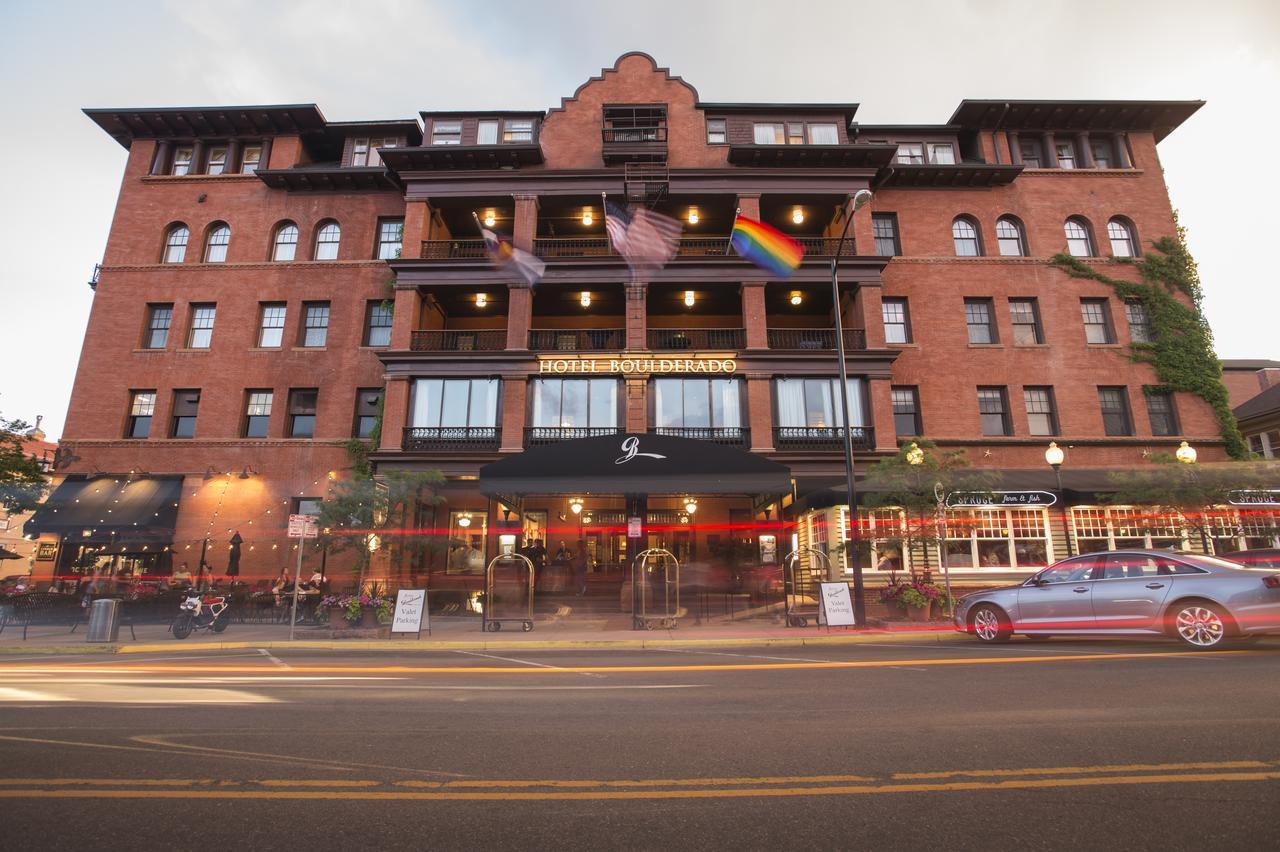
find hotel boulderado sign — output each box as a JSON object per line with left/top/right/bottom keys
{"left": 538, "top": 354, "right": 736, "bottom": 375}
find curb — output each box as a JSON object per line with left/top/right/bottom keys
{"left": 0, "top": 630, "right": 967, "bottom": 656}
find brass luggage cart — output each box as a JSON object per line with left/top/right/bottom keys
{"left": 482, "top": 553, "right": 535, "bottom": 632}
{"left": 783, "top": 547, "right": 832, "bottom": 628}
{"left": 631, "top": 548, "right": 680, "bottom": 630}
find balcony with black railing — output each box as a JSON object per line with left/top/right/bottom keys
{"left": 646, "top": 328, "right": 745, "bottom": 351}
{"left": 773, "top": 426, "right": 875, "bottom": 451}
{"left": 524, "top": 426, "right": 620, "bottom": 446}
{"left": 766, "top": 328, "right": 867, "bottom": 351}
{"left": 411, "top": 329, "right": 507, "bottom": 352}
{"left": 402, "top": 427, "right": 499, "bottom": 452}
{"left": 532, "top": 238, "right": 613, "bottom": 258}
{"left": 528, "top": 328, "right": 625, "bottom": 351}
{"left": 654, "top": 426, "right": 750, "bottom": 447}
{"left": 601, "top": 125, "right": 668, "bottom": 165}
{"left": 420, "top": 239, "right": 487, "bottom": 260}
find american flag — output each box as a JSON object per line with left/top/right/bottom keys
{"left": 481, "top": 228, "right": 545, "bottom": 288}
{"left": 604, "top": 200, "right": 682, "bottom": 279}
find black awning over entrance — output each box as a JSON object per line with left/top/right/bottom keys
{"left": 23, "top": 475, "right": 183, "bottom": 542}
{"left": 479, "top": 433, "right": 792, "bottom": 497}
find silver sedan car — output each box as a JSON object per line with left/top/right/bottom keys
{"left": 954, "top": 550, "right": 1280, "bottom": 649}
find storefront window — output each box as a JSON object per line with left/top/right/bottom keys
{"left": 411, "top": 379, "right": 499, "bottom": 429}
{"left": 447, "top": 511, "right": 486, "bottom": 573}
{"left": 653, "top": 379, "right": 742, "bottom": 429}
{"left": 1070, "top": 506, "right": 1188, "bottom": 553}
{"left": 531, "top": 379, "right": 618, "bottom": 428}
{"left": 832, "top": 507, "right": 912, "bottom": 575}
{"left": 944, "top": 508, "right": 1052, "bottom": 569}
{"left": 775, "top": 378, "right": 867, "bottom": 429}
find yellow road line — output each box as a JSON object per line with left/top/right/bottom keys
{"left": 256, "top": 780, "right": 381, "bottom": 788}
{"left": 0, "top": 771, "right": 1277, "bottom": 800}
{"left": 893, "top": 760, "right": 1272, "bottom": 780}
{"left": 0, "top": 778, "right": 208, "bottom": 787}
{"left": 396, "top": 774, "right": 877, "bottom": 789}
{"left": 0, "top": 649, "right": 1261, "bottom": 675}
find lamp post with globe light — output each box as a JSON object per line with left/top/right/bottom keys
{"left": 1174, "top": 442, "right": 1210, "bottom": 552}
{"left": 831, "top": 188, "right": 875, "bottom": 627}
{"left": 1045, "top": 442, "right": 1072, "bottom": 557}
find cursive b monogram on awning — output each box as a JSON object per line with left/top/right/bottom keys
{"left": 615, "top": 436, "right": 668, "bottom": 465}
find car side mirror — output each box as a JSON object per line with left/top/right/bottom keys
{"left": 1031, "top": 578, "right": 1049, "bottom": 587}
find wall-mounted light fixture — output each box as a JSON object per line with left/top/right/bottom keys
{"left": 582, "top": 209, "right": 594, "bottom": 226}
{"left": 684, "top": 290, "right": 696, "bottom": 307}
{"left": 483, "top": 210, "right": 496, "bottom": 227}
{"left": 475, "top": 293, "right": 488, "bottom": 308}
{"left": 687, "top": 207, "right": 699, "bottom": 225}
{"left": 789, "top": 290, "right": 803, "bottom": 306}
{"left": 580, "top": 291, "right": 592, "bottom": 308}
{"left": 792, "top": 207, "right": 805, "bottom": 225}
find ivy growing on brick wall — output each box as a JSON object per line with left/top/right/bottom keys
{"left": 1048, "top": 226, "right": 1247, "bottom": 459}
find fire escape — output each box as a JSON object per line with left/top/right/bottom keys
{"left": 602, "top": 104, "right": 669, "bottom": 207}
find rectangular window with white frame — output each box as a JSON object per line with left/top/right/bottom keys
{"left": 430, "top": 121, "right": 462, "bottom": 145}
{"left": 927, "top": 142, "right": 955, "bottom": 164}
{"left": 476, "top": 120, "right": 499, "bottom": 145}
{"left": 944, "top": 508, "right": 1052, "bottom": 570}
{"left": 502, "top": 119, "right": 534, "bottom": 143}
{"left": 882, "top": 297, "right": 911, "bottom": 343}
{"left": 187, "top": 304, "right": 216, "bottom": 349}
{"left": 258, "top": 303, "right": 286, "bottom": 348}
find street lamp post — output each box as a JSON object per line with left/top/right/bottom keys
{"left": 831, "top": 188, "right": 874, "bottom": 627}
{"left": 1175, "top": 441, "right": 1210, "bottom": 553}
{"left": 1045, "top": 442, "right": 1072, "bottom": 557}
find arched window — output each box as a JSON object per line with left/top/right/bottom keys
{"left": 314, "top": 221, "right": 341, "bottom": 261}
{"left": 163, "top": 224, "right": 189, "bottom": 263}
{"left": 995, "top": 217, "right": 1027, "bottom": 257}
{"left": 951, "top": 216, "right": 982, "bottom": 256}
{"left": 1064, "top": 217, "right": 1094, "bottom": 257}
{"left": 204, "top": 223, "right": 230, "bottom": 263}
{"left": 272, "top": 222, "right": 299, "bottom": 262}
{"left": 1107, "top": 217, "right": 1137, "bottom": 258}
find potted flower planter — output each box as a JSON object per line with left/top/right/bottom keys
{"left": 906, "top": 601, "right": 932, "bottom": 622}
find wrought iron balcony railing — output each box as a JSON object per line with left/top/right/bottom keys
{"left": 772, "top": 426, "right": 875, "bottom": 451}
{"left": 528, "top": 328, "right": 625, "bottom": 351}
{"left": 654, "top": 426, "right": 750, "bottom": 447}
{"left": 524, "top": 427, "right": 620, "bottom": 446}
{"left": 766, "top": 328, "right": 868, "bottom": 351}
{"left": 532, "top": 238, "right": 613, "bottom": 258}
{"left": 410, "top": 330, "right": 507, "bottom": 351}
{"left": 420, "top": 239, "right": 487, "bottom": 259}
{"left": 402, "top": 427, "right": 499, "bottom": 451}
{"left": 646, "top": 328, "right": 745, "bottom": 350}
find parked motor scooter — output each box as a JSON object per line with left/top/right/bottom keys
{"left": 172, "top": 589, "right": 230, "bottom": 639}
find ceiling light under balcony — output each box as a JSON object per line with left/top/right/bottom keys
{"left": 569, "top": 497, "right": 584, "bottom": 515}
{"left": 684, "top": 290, "right": 696, "bottom": 307}
{"left": 580, "top": 291, "right": 592, "bottom": 307}
{"left": 789, "top": 290, "right": 803, "bottom": 306}
{"left": 582, "top": 209, "right": 594, "bottom": 226}
{"left": 475, "top": 293, "right": 488, "bottom": 308}
{"left": 483, "top": 210, "right": 496, "bottom": 227}
{"left": 791, "top": 207, "right": 805, "bottom": 224}
{"left": 687, "top": 208, "right": 699, "bottom": 225}
{"left": 683, "top": 498, "right": 698, "bottom": 515}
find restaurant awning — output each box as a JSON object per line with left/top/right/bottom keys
{"left": 478, "top": 433, "right": 792, "bottom": 498}
{"left": 795, "top": 468, "right": 1135, "bottom": 512}
{"left": 23, "top": 475, "right": 183, "bottom": 543}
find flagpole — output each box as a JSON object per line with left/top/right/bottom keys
{"left": 726, "top": 207, "right": 740, "bottom": 256}
{"left": 470, "top": 210, "right": 483, "bottom": 235}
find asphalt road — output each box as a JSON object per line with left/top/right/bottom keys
{"left": 1, "top": 637, "right": 1278, "bottom": 851}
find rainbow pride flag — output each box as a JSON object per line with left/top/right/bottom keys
{"left": 730, "top": 215, "right": 805, "bottom": 277}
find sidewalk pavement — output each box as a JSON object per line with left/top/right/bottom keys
{"left": 0, "top": 614, "right": 967, "bottom": 655}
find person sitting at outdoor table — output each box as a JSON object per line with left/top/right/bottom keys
{"left": 272, "top": 568, "right": 293, "bottom": 605}
{"left": 171, "top": 562, "right": 193, "bottom": 588}
{"left": 195, "top": 561, "right": 214, "bottom": 590}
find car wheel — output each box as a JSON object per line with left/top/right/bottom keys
{"left": 970, "top": 604, "right": 1012, "bottom": 643}
{"left": 1172, "top": 602, "right": 1230, "bottom": 649}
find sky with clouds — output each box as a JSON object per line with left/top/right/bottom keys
{"left": 1, "top": 0, "right": 1277, "bottom": 438}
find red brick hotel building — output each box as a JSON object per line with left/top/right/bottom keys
{"left": 29, "top": 52, "right": 1275, "bottom": 598}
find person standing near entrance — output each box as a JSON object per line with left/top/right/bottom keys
{"left": 573, "top": 541, "right": 588, "bottom": 597}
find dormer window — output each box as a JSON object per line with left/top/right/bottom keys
{"left": 927, "top": 143, "right": 955, "bottom": 164}
{"left": 896, "top": 143, "right": 924, "bottom": 164}
{"left": 503, "top": 120, "right": 534, "bottom": 143}
{"left": 1019, "top": 139, "right": 1043, "bottom": 168}
{"left": 807, "top": 124, "right": 838, "bottom": 144}
{"left": 706, "top": 119, "right": 727, "bottom": 145}
{"left": 754, "top": 124, "right": 785, "bottom": 145}
{"left": 477, "top": 120, "right": 499, "bottom": 145}
{"left": 351, "top": 138, "right": 370, "bottom": 166}
{"left": 171, "top": 146, "right": 193, "bottom": 175}
{"left": 431, "top": 121, "right": 462, "bottom": 145}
